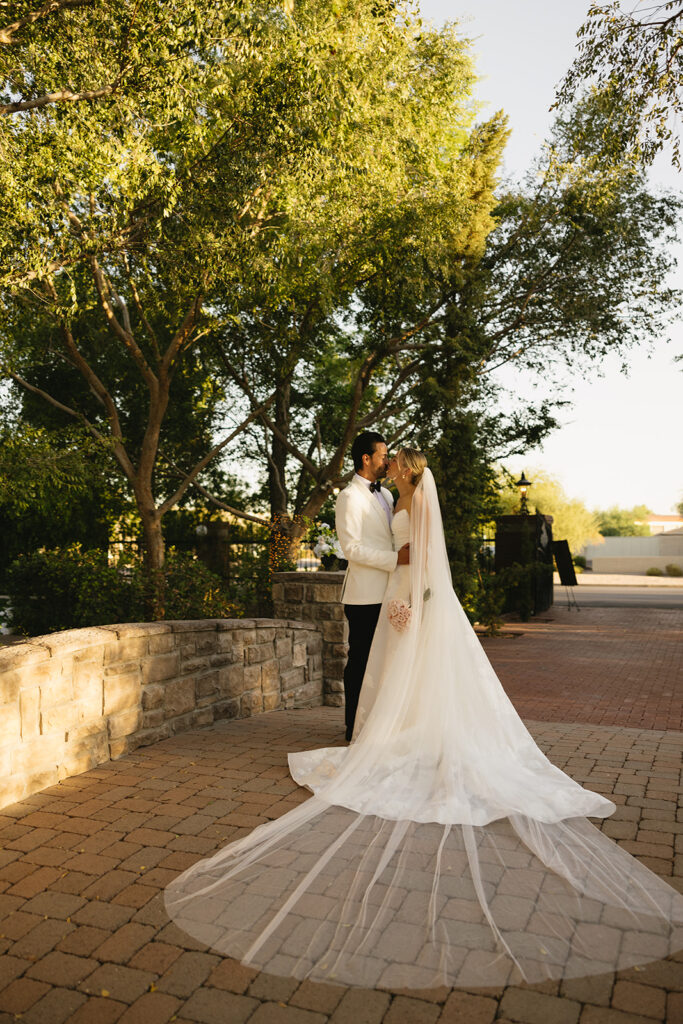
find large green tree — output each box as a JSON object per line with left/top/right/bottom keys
{"left": 211, "top": 111, "right": 509, "bottom": 559}
{"left": 0, "top": 0, "right": 493, "bottom": 591}
{"left": 219, "top": 88, "right": 679, "bottom": 563}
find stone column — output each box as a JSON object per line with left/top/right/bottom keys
{"left": 272, "top": 571, "right": 347, "bottom": 706}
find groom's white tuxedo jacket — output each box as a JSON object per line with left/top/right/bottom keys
{"left": 335, "top": 476, "right": 397, "bottom": 605}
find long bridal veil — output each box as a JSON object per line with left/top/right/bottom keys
{"left": 165, "top": 470, "right": 683, "bottom": 988}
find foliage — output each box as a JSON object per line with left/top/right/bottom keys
{"left": 498, "top": 562, "right": 554, "bottom": 622}
{"left": 221, "top": 526, "right": 276, "bottom": 618}
{"left": 646, "top": 566, "right": 665, "bottom": 575}
{"left": 218, "top": 85, "right": 680, "bottom": 579}
{"left": 557, "top": 3, "right": 683, "bottom": 167}
{"left": 5, "top": 547, "right": 236, "bottom": 636}
{"left": 159, "top": 553, "right": 237, "bottom": 621}
{"left": 2, "top": 3, "right": 680, "bottom": 609}
{"left": 473, "top": 567, "right": 505, "bottom": 635}
{"left": 209, "top": 16, "right": 505, "bottom": 560}
{"left": 573, "top": 554, "right": 588, "bottom": 569}
{"left": 497, "top": 469, "right": 603, "bottom": 553}
{"left": 0, "top": 422, "right": 127, "bottom": 577}
{"left": 0, "top": 422, "right": 106, "bottom": 512}
{"left": 596, "top": 504, "right": 652, "bottom": 536}
{"left": 3, "top": 0, "right": 488, "bottom": 585}
{"left": 665, "top": 562, "right": 683, "bottom": 576}
{"left": 480, "top": 90, "right": 680, "bottom": 382}
{"left": 416, "top": 405, "right": 506, "bottom": 617}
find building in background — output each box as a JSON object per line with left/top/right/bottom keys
{"left": 635, "top": 514, "right": 683, "bottom": 535}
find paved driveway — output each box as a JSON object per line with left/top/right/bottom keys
{"left": 556, "top": 586, "right": 683, "bottom": 610}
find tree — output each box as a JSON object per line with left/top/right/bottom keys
{"left": 496, "top": 469, "right": 604, "bottom": 553}
{"left": 595, "top": 504, "right": 652, "bottom": 536}
{"left": 221, "top": 87, "right": 679, "bottom": 564}
{"left": 207, "top": 35, "right": 509, "bottom": 561}
{"left": 1, "top": 0, "right": 490, "bottom": 596}
{"left": 557, "top": 2, "right": 683, "bottom": 167}
{"left": 473, "top": 90, "right": 679, "bottom": 382}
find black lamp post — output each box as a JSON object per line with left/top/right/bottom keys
{"left": 515, "top": 471, "right": 532, "bottom": 514}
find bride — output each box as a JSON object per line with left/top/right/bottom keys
{"left": 165, "top": 448, "right": 683, "bottom": 989}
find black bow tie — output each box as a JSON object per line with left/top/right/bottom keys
{"left": 369, "top": 481, "right": 381, "bottom": 493}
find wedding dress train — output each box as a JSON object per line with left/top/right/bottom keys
{"left": 165, "top": 471, "right": 683, "bottom": 988}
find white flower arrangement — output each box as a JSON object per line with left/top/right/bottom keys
{"left": 311, "top": 523, "right": 344, "bottom": 560}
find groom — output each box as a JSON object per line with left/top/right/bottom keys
{"left": 335, "top": 431, "right": 409, "bottom": 740}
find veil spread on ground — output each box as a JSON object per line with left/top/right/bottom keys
{"left": 165, "top": 470, "right": 683, "bottom": 988}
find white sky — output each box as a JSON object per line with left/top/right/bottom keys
{"left": 420, "top": 0, "right": 683, "bottom": 514}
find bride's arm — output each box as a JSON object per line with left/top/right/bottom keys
{"left": 335, "top": 492, "right": 398, "bottom": 573}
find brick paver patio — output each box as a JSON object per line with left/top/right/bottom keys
{"left": 483, "top": 607, "right": 683, "bottom": 732}
{"left": 0, "top": 605, "right": 681, "bottom": 1023}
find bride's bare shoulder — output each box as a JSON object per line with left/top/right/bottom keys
{"left": 394, "top": 495, "right": 412, "bottom": 515}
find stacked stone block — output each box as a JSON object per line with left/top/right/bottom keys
{"left": 272, "top": 571, "right": 347, "bottom": 706}
{"left": 0, "top": 618, "right": 322, "bottom": 810}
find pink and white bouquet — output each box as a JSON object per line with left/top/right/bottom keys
{"left": 387, "top": 598, "right": 411, "bottom": 632}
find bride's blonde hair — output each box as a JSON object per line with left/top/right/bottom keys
{"left": 397, "top": 447, "right": 428, "bottom": 486}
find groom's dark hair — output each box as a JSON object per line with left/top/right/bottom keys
{"left": 351, "top": 431, "right": 386, "bottom": 472}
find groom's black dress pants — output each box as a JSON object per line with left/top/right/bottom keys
{"left": 343, "top": 603, "right": 382, "bottom": 742}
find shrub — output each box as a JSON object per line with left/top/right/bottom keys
{"left": 474, "top": 569, "right": 505, "bottom": 635}
{"left": 645, "top": 566, "right": 664, "bottom": 576}
{"left": 572, "top": 554, "right": 587, "bottom": 569}
{"left": 6, "top": 546, "right": 237, "bottom": 637}
{"left": 162, "top": 551, "right": 238, "bottom": 619}
{"left": 664, "top": 562, "right": 682, "bottom": 577}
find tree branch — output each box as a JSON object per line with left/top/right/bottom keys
{"left": 160, "top": 292, "right": 204, "bottom": 377}
{"left": 4, "top": 369, "right": 104, "bottom": 439}
{"left": 160, "top": 454, "right": 270, "bottom": 526}
{"left": 0, "top": 0, "right": 91, "bottom": 45}
{"left": 1, "top": 80, "right": 123, "bottom": 115}
{"left": 157, "top": 392, "right": 278, "bottom": 514}
{"left": 123, "top": 254, "right": 161, "bottom": 361}
{"left": 356, "top": 359, "right": 422, "bottom": 429}
{"left": 90, "top": 255, "right": 158, "bottom": 390}
{"left": 212, "top": 344, "right": 320, "bottom": 479}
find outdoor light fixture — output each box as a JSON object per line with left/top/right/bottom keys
{"left": 515, "top": 471, "right": 532, "bottom": 514}
{"left": 195, "top": 523, "right": 208, "bottom": 537}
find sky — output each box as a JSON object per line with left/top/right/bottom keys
{"left": 419, "top": 0, "right": 683, "bottom": 515}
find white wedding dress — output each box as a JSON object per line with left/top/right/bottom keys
{"left": 165, "top": 471, "right": 683, "bottom": 988}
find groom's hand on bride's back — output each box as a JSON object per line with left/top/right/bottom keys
{"left": 397, "top": 544, "right": 410, "bottom": 565}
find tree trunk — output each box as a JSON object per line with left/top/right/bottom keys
{"left": 269, "top": 513, "right": 306, "bottom": 570}
{"left": 268, "top": 379, "right": 299, "bottom": 568}
{"left": 139, "top": 503, "right": 166, "bottom": 618}
{"left": 268, "top": 379, "right": 290, "bottom": 520}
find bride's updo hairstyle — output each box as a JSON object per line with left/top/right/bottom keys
{"left": 398, "top": 447, "right": 428, "bottom": 486}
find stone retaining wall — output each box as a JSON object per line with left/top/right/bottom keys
{"left": 272, "top": 571, "right": 347, "bottom": 706}
{"left": 0, "top": 618, "right": 322, "bottom": 810}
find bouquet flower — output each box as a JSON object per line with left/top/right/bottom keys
{"left": 311, "top": 524, "right": 344, "bottom": 560}
{"left": 387, "top": 598, "right": 411, "bottom": 632}
{"left": 309, "top": 523, "right": 346, "bottom": 570}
